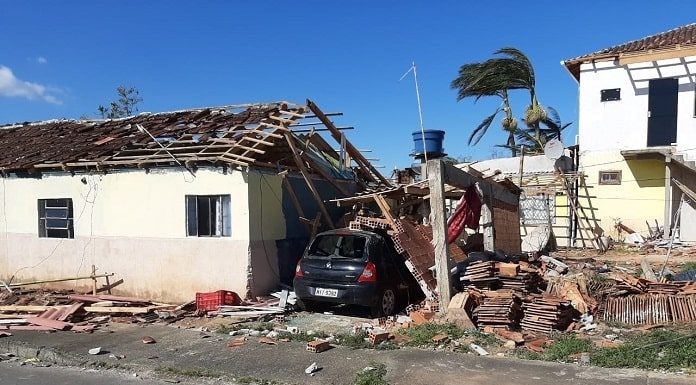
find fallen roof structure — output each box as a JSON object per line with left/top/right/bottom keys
{"left": 0, "top": 99, "right": 390, "bottom": 187}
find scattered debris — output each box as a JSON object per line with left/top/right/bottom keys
{"left": 88, "top": 347, "right": 102, "bottom": 355}
{"left": 469, "top": 343, "right": 489, "bottom": 356}
{"left": 306, "top": 339, "right": 331, "bottom": 353}
{"left": 142, "top": 336, "right": 156, "bottom": 344}
{"left": 304, "top": 362, "right": 320, "bottom": 375}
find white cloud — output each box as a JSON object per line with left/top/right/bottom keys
{"left": 0, "top": 65, "right": 61, "bottom": 104}
{"left": 37, "top": 56, "right": 48, "bottom": 64}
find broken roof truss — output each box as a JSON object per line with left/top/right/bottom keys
{"left": 0, "top": 99, "right": 390, "bottom": 187}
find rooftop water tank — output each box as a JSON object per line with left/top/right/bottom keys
{"left": 412, "top": 130, "right": 445, "bottom": 159}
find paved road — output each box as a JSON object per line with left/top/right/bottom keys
{"left": 0, "top": 363, "right": 196, "bottom": 385}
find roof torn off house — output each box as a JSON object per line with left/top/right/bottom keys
{"left": 0, "top": 100, "right": 390, "bottom": 302}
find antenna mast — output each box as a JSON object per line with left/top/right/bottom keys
{"left": 400, "top": 62, "right": 428, "bottom": 177}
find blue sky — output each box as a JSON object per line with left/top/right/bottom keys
{"left": 1, "top": 1, "right": 693, "bottom": 170}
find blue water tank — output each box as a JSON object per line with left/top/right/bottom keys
{"left": 412, "top": 130, "right": 445, "bottom": 158}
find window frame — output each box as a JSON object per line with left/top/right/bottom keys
{"left": 600, "top": 88, "right": 621, "bottom": 102}
{"left": 37, "top": 198, "right": 74, "bottom": 239}
{"left": 598, "top": 170, "right": 622, "bottom": 185}
{"left": 185, "top": 194, "right": 231, "bottom": 237}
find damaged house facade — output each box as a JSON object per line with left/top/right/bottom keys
{"left": 563, "top": 23, "right": 696, "bottom": 242}
{"left": 0, "top": 100, "right": 388, "bottom": 302}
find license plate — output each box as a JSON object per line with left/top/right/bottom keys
{"left": 314, "top": 288, "right": 338, "bottom": 298}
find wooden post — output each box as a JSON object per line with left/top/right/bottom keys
{"left": 481, "top": 188, "right": 495, "bottom": 252}
{"left": 427, "top": 160, "right": 452, "bottom": 312}
{"left": 91, "top": 265, "right": 97, "bottom": 295}
{"left": 284, "top": 133, "right": 335, "bottom": 229}
{"left": 518, "top": 146, "right": 525, "bottom": 187}
{"left": 664, "top": 160, "right": 672, "bottom": 235}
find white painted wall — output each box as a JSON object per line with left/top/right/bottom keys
{"left": 578, "top": 56, "right": 696, "bottom": 159}
{"left": 0, "top": 167, "right": 284, "bottom": 302}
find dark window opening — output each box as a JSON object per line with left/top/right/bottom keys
{"left": 307, "top": 234, "right": 367, "bottom": 260}
{"left": 599, "top": 170, "right": 622, "bottom": 185}
{"left": 600, "top": 88, "right": 621, "bottom": 102}
{"left": 185, "top": 195, "right": 231, "bottom": 237}
{"left": 38, "top": 198, "right": 74, "bottom": 239}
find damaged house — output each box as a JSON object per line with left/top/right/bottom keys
{"left": 562, "top": 23, "right": 696, "bottom": 242}
{"left": 0, "top": 100, "right": 389, "bottom": 302}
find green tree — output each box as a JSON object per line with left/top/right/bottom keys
{"left": 451, "top": 47, "right": 565, "bottom": 157}
{"left": 97, "top": 86, "right": 143, "bottom": 119}
{"left": 451, "top": 48, "right": 535, "bottom": 156}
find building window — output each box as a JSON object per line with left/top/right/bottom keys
{"left": 598, "top": 170, "right": 622, "bottom": 185}
{"left": 520, "top": 195, "right": 555, "bottom": 225}
{"left": 38, "top": 198, "right": 74, "bottom": 239}
{"left": 600, "top": 88, "right": 621, "bottom": 102}
{"left": 186, "top": 195, "right": 231, "bottom": 237}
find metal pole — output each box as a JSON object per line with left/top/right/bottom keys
{"left": 412, "top": 62, "right": 429, "bottom": 177}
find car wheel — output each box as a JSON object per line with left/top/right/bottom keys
{"left": 371, "top": 288, "right": 397, "bottom": 318}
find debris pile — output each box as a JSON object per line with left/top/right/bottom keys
{"left": 0, "top": 289, "right": 181, "bottom": 332}
{"left": 601, "top": 272, "right": 696, "bottom": 325}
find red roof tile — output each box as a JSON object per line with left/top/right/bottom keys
{"left": 563, "top": 23, "right": 696, "bottom": 79}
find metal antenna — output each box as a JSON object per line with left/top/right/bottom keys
{"left": 400, "top": 62, "right": 428, "bottom": 177}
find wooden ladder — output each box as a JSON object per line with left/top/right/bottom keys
{"left": 561, "top": 173, "right": 606, "bottom": 252}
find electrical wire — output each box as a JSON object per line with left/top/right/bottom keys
{"left": 9, "top": 173, "right": 100, "bottom": 284}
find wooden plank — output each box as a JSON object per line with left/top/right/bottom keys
{"left": 373, "top": 195, "right": 398, "bottom": 230}
{"left": 26, "top": 317, "right": 71, "bottom": 330}
{"left": 427, "top": 160, "right": 452, "bottom": 311}
{"left": 306, "top": 100, "right": 391, "bottom": 185}
{"left": 284, "top": 133, "right": 335, "bottom": 229}
{"left": 84, "top": 306, "right": 153, "bottom": 314}
{"left": 440, "top": 162, "right": 519, "bottom": 206}
{"left": 619, "top": 46, "right": 696, "bottom": 65}
{"left": 0, "top": 305, "right": 67, "bottom": 313}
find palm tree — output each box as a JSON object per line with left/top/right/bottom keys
{"left": 500, "top": 106, "right": 572, "bottom": 155}
{"left": 451, "top": 47, "right": 544, "bottom": 156}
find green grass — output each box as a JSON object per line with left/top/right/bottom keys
{"left": 285, "top": 330, "right": 330, "bottom": 342}
{"left": 352, "top": 363, "right": 389, "bottom": 385}
{"left": 215, "top": 323, "right": 239, "bottom": 334}
{"left": 514, "top": 330, "right": 696, "bottom": 370}
{"left": 398, "top": 323, "right": 467, "bottom": 346}
{"left": 398, "top": 323, "right": 501, "bottom": 348}
{"left": 335, "top": 332, "right": 371, "bottom": 349}
{"left": 679, "top": 262, "right": 696, "bottom": 273}
{"left": 544, "top": 334, "right": 592, "bottom": 362}
{"left": 155, "top": 366, "right": 220, "bottom": 378}
{"left": 237, "top": 376, "right": 279, "bottom": 385}
{"left": 590, "top": 330, "right": 696, "bottom": 370}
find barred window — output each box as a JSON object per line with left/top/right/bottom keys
{"left": 38, "top": 198, "right": 74, "bottom": 239}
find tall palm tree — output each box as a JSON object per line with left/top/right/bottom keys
{"left": 451, "top": 47, "right": 544, "bottom": 156}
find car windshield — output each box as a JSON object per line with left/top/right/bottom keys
{"left": 307, "top": 234, "right": 367, "bottom": 260}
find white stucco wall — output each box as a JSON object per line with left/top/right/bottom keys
{"left": 578, "top": 56, "right": 696, "bottom": 159}
{"left": 0, "top": 167, "right": 276, "bottom": 302}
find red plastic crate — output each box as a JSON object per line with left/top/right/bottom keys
{"left": 195, "top": 290, "right": 241, "bottom": 312}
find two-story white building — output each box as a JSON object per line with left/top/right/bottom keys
{"left": 563, "top": 23, "right": 696, "bottom": 242}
